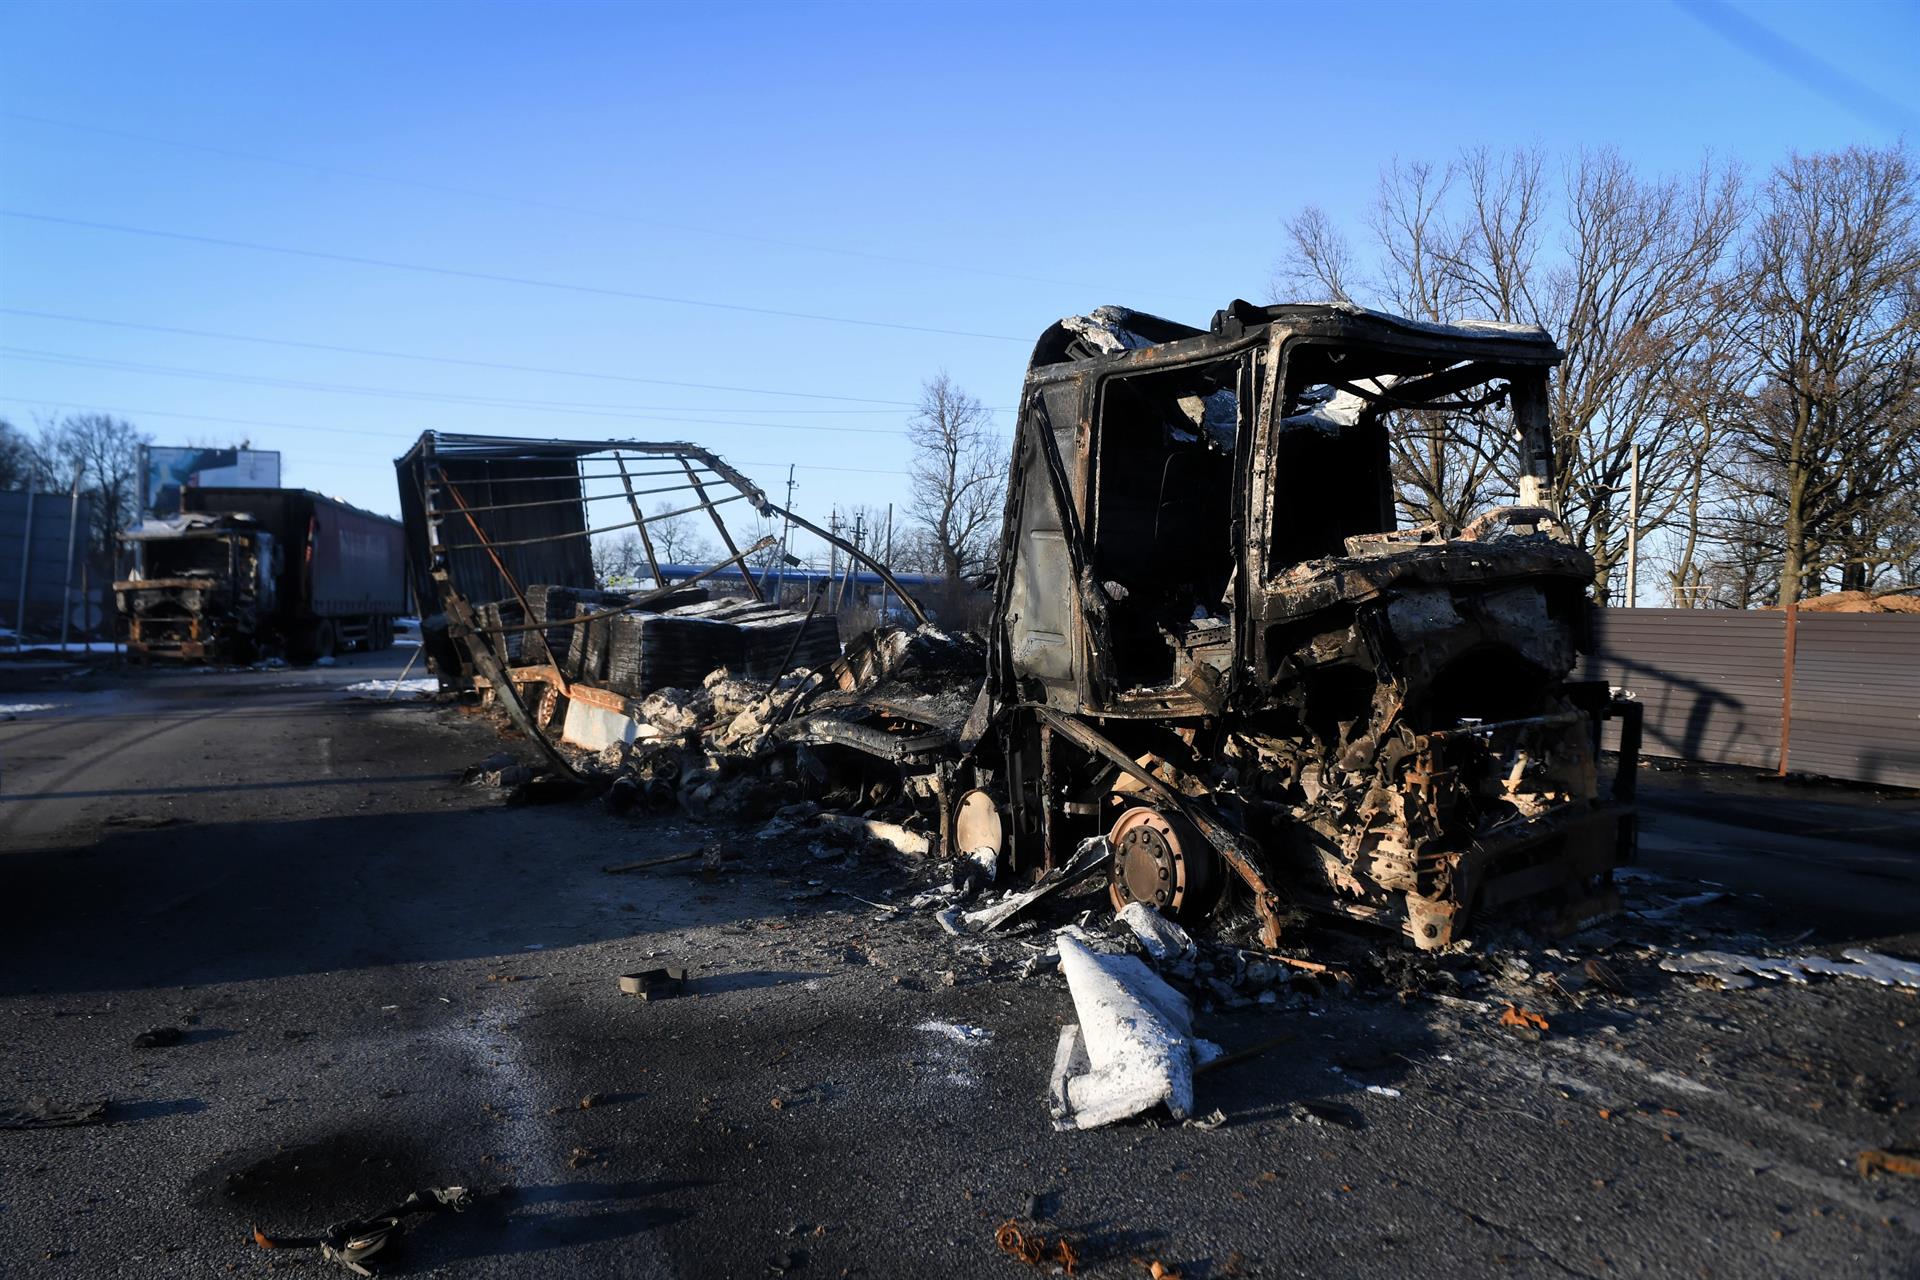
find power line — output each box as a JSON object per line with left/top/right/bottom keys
{"left": 0, "top": 209, "right": 1026, "bottom": 343}
{"left": 0, "top": 307, "right": 931, "bottom": 410}
{"left": 1, "top": 110, "right": 1207, "bottom": 304}
{"left": 0, "top": 307, "right": 1014, "bottom": 413}
{"left": 0, "top": 346, "right": 915, "bottom": 434}
{"left": 0, "top": 394, "right": 911, "bottom": 476}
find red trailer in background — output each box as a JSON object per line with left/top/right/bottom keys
{"left": 117, "top": 488, "right": 408, "bottom": 663}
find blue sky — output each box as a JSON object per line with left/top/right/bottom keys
{"left": 1, "top": 0, "right": 1914, "bottom": 549}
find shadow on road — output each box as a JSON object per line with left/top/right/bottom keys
{"left": 0, "top": 805, "right": 776, "bottom": 997}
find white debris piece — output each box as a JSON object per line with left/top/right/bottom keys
{"left": 1116, "top": 902, "right": 1198, "bottom": 969}
{"left": 1174, "top": 390, "right": 1238, "bottom": 452}
{"left": 1057, "top": 306, "right": 1159, "bottom": 355}
{"left": 1278, "top": 377, "right": 1398, "bottom": 434}
{"left": 341, "top": 678, "right": 438, "bottom": 696}
{"left": 1659, "top": 947, "right": 1920, "bottom": 990}
{"left": 1047, "top": 928, "right": 1219, "bottom": 1131}
{"left": 963, "top": 836, "right": 1112, "bottom": 933}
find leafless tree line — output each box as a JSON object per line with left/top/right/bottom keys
{"left": 1276, "top": 142, "right": 1919, "bottom": 606}
{"left": 0, "top": 412, "right": 151, "bottom": 562}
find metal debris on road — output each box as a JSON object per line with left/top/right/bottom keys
{"left": 963, "top": 837, "right": 1112, "bottom": 934}
{"left": 1856, "top": 1148, "right": 1920, "bottom": 1180}
{"left": 995, "top": 1219, "right": 1079, "bottom": 1275}
{"left": 601, "top": 849, "right": 701, "bottom": 874}
{"left": 252, "top": 1184, "right": 472, "bottom": 1277}
{"left": 618, "top": 967, "right": 689, "bottom": 1000}
{"left": 1498, "top": 1004, "right": 1550, "bottom": 1035}
{"left": 0, "top": 1097, "right": 111, "bottom": 1130}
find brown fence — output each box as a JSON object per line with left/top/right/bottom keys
{"left": 1580, "top": 607, "right": 1920, "bottom": 790}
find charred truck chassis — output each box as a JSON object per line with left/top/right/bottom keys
{"left": 962, "top": 301, "right": 1642, "bottom": 950}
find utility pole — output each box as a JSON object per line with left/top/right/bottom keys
{"left": 834, "top": 511, "right": 863, "bottom": 613}
{"left": 59, "top": 465, "right": 81, "bottom": 654}
{"left": 777, "top": 465, "right": 796, "bottom": 602}
{"left": 826, "top": 509, "right": 840, "bottom": 606}
{"left": 877, "top": 503, "right": 894, "bottom": 623}
{"left": 1625, "top": 441, "right": 1640, "bottom": 609}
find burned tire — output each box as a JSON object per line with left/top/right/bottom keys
{"left": 1107, "top": 805, "right": 1224, "bottom": 923}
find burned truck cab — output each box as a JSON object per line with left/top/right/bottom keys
{"left": 117, "top": 513, "right": 278, "bottom": 662}
{"left": 983, "top": 300, "right": 1640, "bottom": 949}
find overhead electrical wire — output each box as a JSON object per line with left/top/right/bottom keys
{"left": 2, "top": 110, "right": 1209, "bottom": 304}
{"left": 0, "top": 394, "right": 910, "bottom": 477}
{"left": 0, "top": 308, "right": 938, "bottom": 410}
{"left": 0, "top": 209, "right": 1026, "bottom": 342}
{"left": 0, "top": 346, "right": 912, "bottom": 434}
{"left": 0, "top": 307, "right": 1014, "bottom": 413}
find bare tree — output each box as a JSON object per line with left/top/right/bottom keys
{"left": 1272, "top": 205, "right": 1356, "bottom": 303}
{"left": 32, "top": 414, "right": 150, "bottom": 560}
{"left": 593, "top": 532, "right": 645, "bottom": 585}
{"left": 907, "top": 373, "right": 1004, "bottom": 591}
{"left": 1733, "top": 144, "right": 1920, "bottom": 605}
{"left": 646, "top": 501, "right": 716, "bottom": 566}
{"left": 1275, "top": 148, "right": 1745, "bottom": 604}
{"left": 0, "top": 419, "right": 38, "bottom": 491}
{"left": 1538, "top": 151, "right": 1747, "bottom": 601}
{"left": 1278, "top": 159, "right": 1509, "bottom": 528}
{"left": 1660, "top": 303, "right": 1759, "bottom": 605}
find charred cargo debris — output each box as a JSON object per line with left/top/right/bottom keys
{"left": 392, "top": 432, "right": 963, "bottom": 821}
{"left": 952, "top": 300, "right": 1643, "bottom": 952}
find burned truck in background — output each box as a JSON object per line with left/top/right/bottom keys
{"left": 959, "top": 301, "right": 1641, "bottom": 949}
{"left": 117, "top": 488, "right": 407, "bottom": 663}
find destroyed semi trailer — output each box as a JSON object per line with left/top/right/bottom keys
{"left": 955, "top": 301, "right": 1642, "bottom": 950}
{"left": 392, "top": 432, "right": 931, "bottom": 761}
{"left": 116, "top": 488, "right": 408, "bottom": 662}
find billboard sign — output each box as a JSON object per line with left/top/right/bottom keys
{"left": 143, "top": 446, "right": 281, "bottom": 513}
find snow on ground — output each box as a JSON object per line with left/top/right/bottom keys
{"left": 0, "top": 642, "right": 121, "bottom": 654}
{"left": 0, "top": 703, "right": 59, "bottom": 715}
{"left": 342, "top": 678, "right": 439, "bottom": 696}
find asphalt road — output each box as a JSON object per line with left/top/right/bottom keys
{"left": 2, "top": 652, "right": 1916, "bottom": 1279}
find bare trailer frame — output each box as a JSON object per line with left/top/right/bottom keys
{"left": 394, "top": 432, "right": 927, "bottom": 779}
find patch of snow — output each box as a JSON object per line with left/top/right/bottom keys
{"left": 1658, "top": 947, "right": 1920, "bottom": 990}
{"left": 0, "top": 702, "right": 58, "bottom": 714}
{"left": 342, "top": 678, "right": 439, "bottom": 695}
{"left": 916, "top": 1021, "right": 991, "bottom": 1047}
{"left": 1116, "top": 902, "right": 1198, "bottom": 969}
{"left": 0, "top": 642, "right": 121, "bottom": 655}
